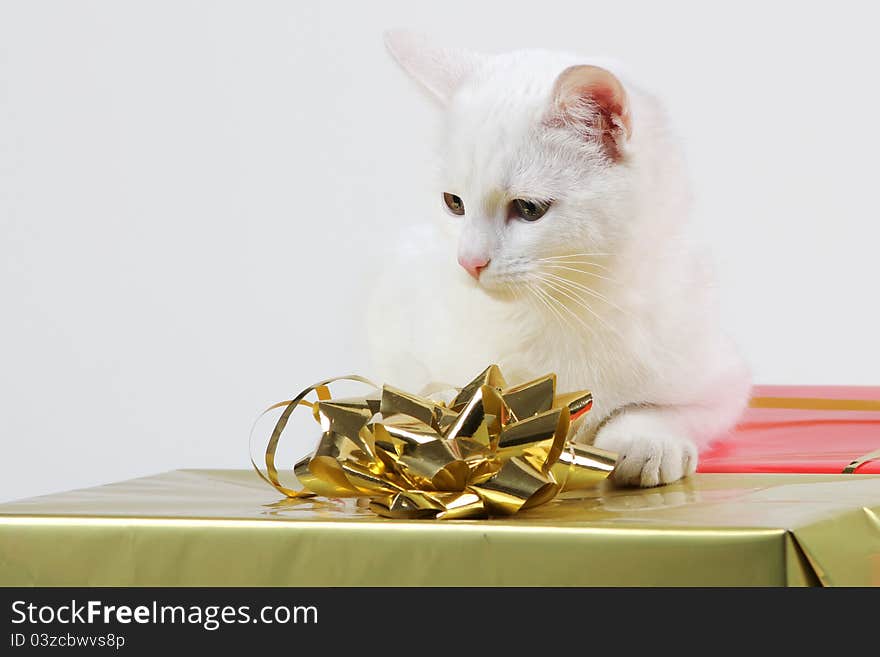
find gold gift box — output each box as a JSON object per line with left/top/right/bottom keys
{"left": 1, "top": 469, "right": 879, "bottom": 586}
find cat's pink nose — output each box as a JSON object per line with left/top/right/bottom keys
{"left": 458, "top": 254, "right": 490, "bottom": 279}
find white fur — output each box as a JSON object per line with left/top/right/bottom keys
{"left": 368, "top": 31, "right": 751, "bottom": 487}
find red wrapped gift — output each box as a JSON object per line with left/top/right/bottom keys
{"left": 698, "top": 385, "right": 880, "bottom": 474}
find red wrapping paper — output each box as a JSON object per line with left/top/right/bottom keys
{"left": 698, "top": 385, "right": 880, "bottom": 474}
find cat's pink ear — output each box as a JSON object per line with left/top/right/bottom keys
{"left": 546, "top": 65, "right": 632, "bottom": 160}
{"left": 384, "top": 29, "right": 484, "bottom": 105}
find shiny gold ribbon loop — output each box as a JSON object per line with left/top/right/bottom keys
{"left": 248, "top": 375, "right": 378, "bottom": 498}
{"left": 252, "top": 365, "right": 617, "bottom": 519}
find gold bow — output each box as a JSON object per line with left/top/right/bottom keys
{"left": 251, "top": 365, "right": 617, "bottom": 519}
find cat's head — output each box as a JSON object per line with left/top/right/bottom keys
{"left": 385, "top": 30, "right": 644, "bottom": 299}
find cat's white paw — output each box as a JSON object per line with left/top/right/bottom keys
{"left": 593, "top": 413, "right": 698, "bottom": 487}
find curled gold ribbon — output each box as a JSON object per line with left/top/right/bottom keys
{"left": 749, "top": 395, "right": 880, "bottom": 474}
{"left": 251, "top": 365, "right": 617, "bottom": 519}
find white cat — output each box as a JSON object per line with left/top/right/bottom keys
{"left": 367, "top": 30, "right": 751, "bottom": 487}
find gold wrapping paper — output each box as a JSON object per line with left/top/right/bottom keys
{"left": 2, "top": 469, "right": 880, "bottom": 586}
{"left": 251, "top": 365, "right": 616, "bottom": 519}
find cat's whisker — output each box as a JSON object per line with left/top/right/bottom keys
{"left": 547, "top": 289, "right": 612, "bottom": 340}
{"left": 535, "top": 285, "right": 583, "bottom": 337}
{"left": 504, "top": 281, "right": 519, "bottom": 300}
{"left": 538, "top": 253, "right": 613, "bottom": 259}
{"left": 536, "top": 270, "right": 627, "bottom": 316}
{"left": 539, "top": 263, "right": 619, "bottom": 284}
{"left": 507, "top": 283, "right": 534, "bottom": 318}
{"left": 536, "top": 258, "right": 613, "bottom": 273}
{"left": 527, "top": 274, "right": 592, "bottom": 332}
{"left": 535, "top": 274, "right": 616, "bottom": 335}
{"left": 526, "top": 280, "right": 570, "bottom": 333}
{"left": 524, "top": 275, "right": 575, "bottom": 334}
{"left": 533, "top": 280, "right": 599, "bottom": 339}
{"left": 523, "top": 282, "right": 569, "bottom": 334}
{"left": 538, "top": 269, "right": 617, "bottom": 302}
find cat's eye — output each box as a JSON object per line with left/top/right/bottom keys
{"left": 443, "top": 192, "right": 465, "bottom": 216}
{"left": 511, "top": 199, "right": 551, "bottom": 222}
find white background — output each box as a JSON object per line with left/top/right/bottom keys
{"left": 1, "top": 1, "right": 878, "bottom": 503}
